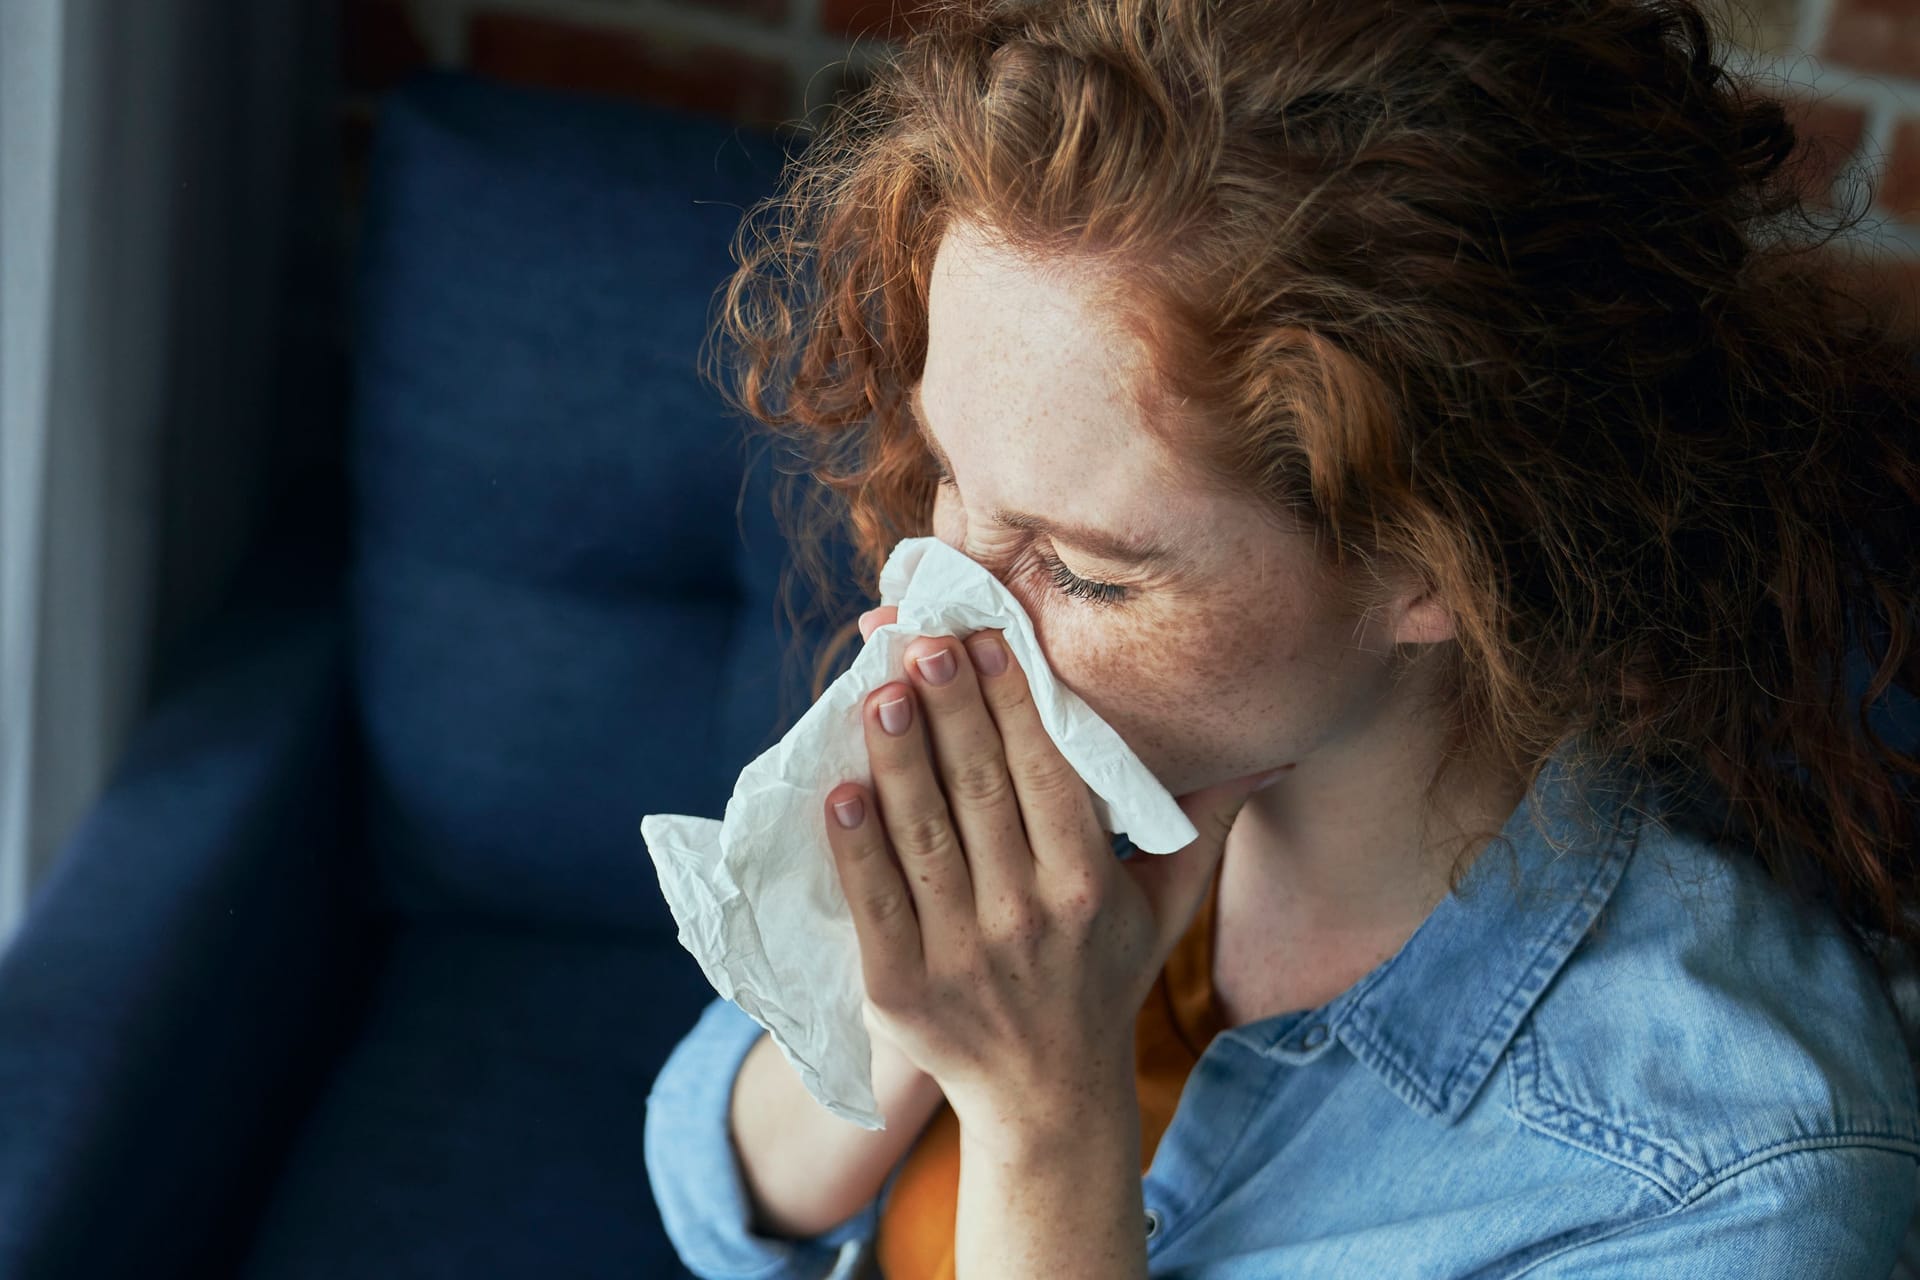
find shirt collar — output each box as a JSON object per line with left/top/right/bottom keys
{"left": 1225, "top": 734, "right": 1649, "bottom": 1124}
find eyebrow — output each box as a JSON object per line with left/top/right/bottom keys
{"left": 907, "top": 380, "right": 1183, "bottom": 570}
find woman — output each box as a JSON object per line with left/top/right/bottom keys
{"left": 644, "top": 0, "right": 1920, "bottom": 1274}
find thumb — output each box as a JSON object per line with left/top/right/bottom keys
{"left": 1125, "top": 767, "right": 1287, "bottom": 961}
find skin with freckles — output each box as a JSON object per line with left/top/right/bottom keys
{"left": 899, "top": 221, "right": 1527, "bottom": 1022}
{"left": 813, "top": 218, "right": 1534, "bottom": 1278}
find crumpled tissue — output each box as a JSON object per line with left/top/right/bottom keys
{"left": 639, "top": 536, "right": 1197, "bottom": 1129}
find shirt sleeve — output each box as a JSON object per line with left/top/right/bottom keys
{"left": 644, "top": 995, "right": 885, "bottom": 1280}
{"left": 1512, "top": 1144, "right": 1920, "bottom": 1279}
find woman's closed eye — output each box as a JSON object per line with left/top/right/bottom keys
{"left": 1032, "top": 547, "right": 1128, "bottom": 606}
{"left": 930, "top": 459, "right": 1130, "bottom": 607}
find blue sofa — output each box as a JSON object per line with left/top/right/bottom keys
{"left": 0, "top": 70, "right": 852, "bottom": 1279}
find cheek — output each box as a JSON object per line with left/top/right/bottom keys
{"left": 1036, "top": 609, "right": 1211, "bottom": 724}
{"left": 1039, "top": 621, "right": 1238, "bottom": 793}
{"left": 1045, "top": 592, "right": 1297, "bottom": 752}
{"left": 928, "top": 486, "right": 1244, "bottom": 714}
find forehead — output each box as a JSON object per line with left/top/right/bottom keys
{"left": 923, "top": 228, "right": 1188, "bottom": 486}
{"left": 919, "top": 226, "right": 1305, "bottom": 577}
{"left": 926, "top": 228, "right": 1139, "bottom": 408}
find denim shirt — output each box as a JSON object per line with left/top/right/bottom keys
{"left": 644, "top": 740, "right": 1920, "bottom": 1278}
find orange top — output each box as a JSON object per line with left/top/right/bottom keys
{"left": 873, "top": 864, "right": 1231, "bottom": 1280}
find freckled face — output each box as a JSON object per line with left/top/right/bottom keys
{"left": 919, "top": 222, "right": 1404, "bottom": 797}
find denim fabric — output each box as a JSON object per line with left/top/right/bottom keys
{"left": 644, "top": 738, "right": 1920, "bottom": 1278}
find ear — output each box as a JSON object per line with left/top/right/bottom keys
{"left": 1390, "top": 587, "right": 1454, "bottom": 646}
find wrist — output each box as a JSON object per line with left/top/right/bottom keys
{"left": 953, "top": 1059, "right": 1140, "bottom": 1165}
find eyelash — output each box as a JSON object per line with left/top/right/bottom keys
{"left": 929, "top": 464, "right": 1130, "bottom": 607}
{"left": 1036, "top": 547, "right": 1129, "bottom": 606}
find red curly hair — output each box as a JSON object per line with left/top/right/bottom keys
{"left": 702, "top": 0, "right": 1920, "bottom": 968}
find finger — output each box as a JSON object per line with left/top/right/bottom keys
{"left": 823, "top": 783, "right": 926, "bottom": 1004}
{"left": 964, "top": 630, "right": 1101, "bottom": 878}
{"left": 859, "top": 606, "right": 899, "bottom": 643}
{"left": 864, "top": 680, "right": 976, "bottom": 961}
{"left": 902, "top": 634, "right": 1034, "bottom": 921}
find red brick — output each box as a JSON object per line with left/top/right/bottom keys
{"left": 341, "top": 0, "right": 433, "bottom": 92}
{"left": 1781, "top": 95, "right": 1867, "bottom": 208}
{"left": 1702, "top": 0, "right": 1800, "bottom": 57}
{"left": 468, "top": 11, "right": 794, "bottom": 126}
{"left": 1821, "top": 0, "right": 1920, "bottom": 81}
{"left": 1876, "top": 117, "right": 1920, "bottom": 222}
{"left": 819, "top": 0, "right": 936, "bottom": 40}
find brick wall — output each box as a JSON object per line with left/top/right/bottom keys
{"left": 1708, "top": 0, "right": 1920, "bottom": 327}
{"left": 341, "top": 0, "right": 1920, "bottom": 329}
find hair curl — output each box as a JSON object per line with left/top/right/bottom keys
{"left": 702, "top": 0, "right": 1920, "bottom": 969}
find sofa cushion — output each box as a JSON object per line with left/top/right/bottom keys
{"left": 236, "top": 923, "right": 712, "bottom": 1278}
{"left": 348, "top": 70, "right": 851, "bottom": 935}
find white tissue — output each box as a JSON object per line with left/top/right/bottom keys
{"left": 639, "top": 536, "right": 1197, "bottom": 1129}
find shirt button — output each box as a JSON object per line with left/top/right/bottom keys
{"left": 1144, "top": 1208, "right": 1162, "bottom": 1241}
{"left": 1301, "top": 1022, "right": 1330, "bottom": 1050}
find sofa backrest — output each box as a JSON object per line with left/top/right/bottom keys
{"left": 347, "top": 70, "right": 853, "bottom": 936}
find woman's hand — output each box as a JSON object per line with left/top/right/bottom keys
{"left": 824, "top": 607, "right": 1283, "bottom": 1146}
{"left": 852, "top": 610, "right": 944, "bottom": 1103}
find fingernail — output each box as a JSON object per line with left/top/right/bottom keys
{"left": 914, "top": 647, "right": 956, "bottom": 685}
{"left": 1250, "top": 768, "right": 1287, "bottom": 792}
{"left": 966, "top": 634, "right": 1008, "bottom": 676}
{"left": 878, "top": 694, "right": 913, "bottom": 736}
{"left": 833, "top": 795, "right": 865, "bottom": 828}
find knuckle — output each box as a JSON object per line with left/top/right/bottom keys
{"left": 1014, "top": 757, "right": 1084, "bottom": 804}
{"left": 898, "top": 809, "right": 959, "bottom": 860}
{"left": 980, "top": 899, "right": 1043, "bottom": 947}
{"left": 937, "top": 937, "right": 983, "bottom": 980}
{"left": 947, "top": 753, "right": 1013, "bottom": 807}
{"left": 860, "top": 885, "right": 915, "bottom": 928}
{"left": 1047, "top": 871, "right": 1106, "bottom": 927}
